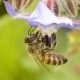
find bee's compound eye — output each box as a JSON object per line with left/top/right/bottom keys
{"left": 24, "top": 36, "right": 33, "bottom": 43}
{"left": 24, "top": 37, "right": 29, "bottom": 43}
{"left": 24, "top": 34, "right": 36, "bottom": 43}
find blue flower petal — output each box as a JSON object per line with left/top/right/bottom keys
{"left": 3, "top": 0, "right": 80, "bottom": 30}
{"left": 27, "top": 1, "right": 60, "bottom": 27}
{"left": 56, "top": 21, "right": 80, "bottom": 29}
{"left": 73, "top": 22, "right": 80, "bottom": 29}
{"left": 3, "top": 1, "right": 17, "bottom": 16}
{"left": 28, "top": 1, "right": 80, "bottom": 29}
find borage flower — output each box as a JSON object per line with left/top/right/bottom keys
{"left": 3, "top": 0, "right": 33, "bottom": 18}
{"left": 3, "top": 0, "right": 80, "bottom": 36}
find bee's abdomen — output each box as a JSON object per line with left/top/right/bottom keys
{"left": 39, "top": 53, "right": 68, "bottom": 65}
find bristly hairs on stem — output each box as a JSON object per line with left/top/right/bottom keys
{"left": 54, "top": 0, "right": 79, "bottom": 19}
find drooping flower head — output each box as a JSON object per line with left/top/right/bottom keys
{"left": 3, "top": 0, "right": 80, "bottom": 35}
{"left": 43, "top": 0, "right": 79, "bottom": 18}
{"left": 3, "top": 0, "right": 33, "bottom": 17}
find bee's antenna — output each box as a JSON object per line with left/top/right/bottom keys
{"left": 28, "top": 26, "right": 37, "bottom": 35}
{"left": 30, "top": 27, "right": 36, "bottom": 34}
{"left": 28, "top": 27, "right": 32, "bottom": 35}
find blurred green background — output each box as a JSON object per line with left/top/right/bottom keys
{"left": 0, "top": 1, "right": 80, "bottom": 80}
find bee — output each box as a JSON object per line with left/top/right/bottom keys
{"left": 41, "top": 33, "right": 57, "bottom": 51}
{"left": 37, "top": 51, "right": 67, "bottom": 65}
{"left": 25, "top": 27, "right": 68, "bottom": 66}
{"left": 25, "top": 27, "right": 41, "bottom": 54}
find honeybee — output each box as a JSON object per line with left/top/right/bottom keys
{"left": 25, "top": 27, "right": 68, "bottom": 66}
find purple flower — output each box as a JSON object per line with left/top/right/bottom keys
{"left": 3, "top": 1, "right": 17, "bottom": 16}
{"left": 3, "top": 0, "right": 80, "bottom": 30}
{"left": 3, "top": 0, "right": 32, "bottom": 17}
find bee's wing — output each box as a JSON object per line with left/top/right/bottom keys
{"left": 34, "top": 55, "right": 46, "bottom": 72}
{"left": 34, "top": 53, "right": 51, "bottom": 73}
{"left": 32, "top": 44, "right": 51, "bottom": 72}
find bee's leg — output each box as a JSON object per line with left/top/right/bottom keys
{"left": 51, "top": 33, "right": 57, "bottom": 49}
{"left": 51, "top": 33, "right": 56, "bottom": 41}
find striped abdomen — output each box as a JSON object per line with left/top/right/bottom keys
{"left": 38, "top": 52, "right": 68, "bottom": 65}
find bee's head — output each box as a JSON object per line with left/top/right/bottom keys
{"left": 24, "top": 31, "right": 39, "bottom": 44}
